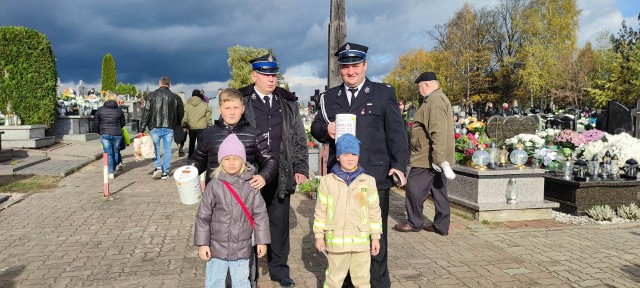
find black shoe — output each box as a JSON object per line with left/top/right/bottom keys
{"left": 160, "top": 173, "right": 169, "bottom": 180}
{"left": 178, "top": 150, "right": 185, "bottom": 157}
{"left": 278, "top": 277, "right": 295, "bottom": 287}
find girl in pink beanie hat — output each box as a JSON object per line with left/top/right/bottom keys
{"left": 195, "top": 133, "right": 271, "bottom": 287}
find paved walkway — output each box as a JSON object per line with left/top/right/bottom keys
{"left": 0, "top": 144, "right": 639, "bottom": 287}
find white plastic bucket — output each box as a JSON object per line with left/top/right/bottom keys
{"left": 173, "top": 165, "right": 202, "bottom": 205}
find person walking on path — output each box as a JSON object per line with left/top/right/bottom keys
{"left": 139, "top": 76, "right": 184, "bottom": 180}
{"left": 183, "top": 89, "right": 212, "bottom": 160}
{"left": 311, "top": 42, "right": 408, "bottom": 288}
{"left": 194, "top": 133, "right": 271, "bottom": 288}
{"left": 394, "top": 72, "right": 456, "bottom": 236}
{"left": 239, "top": 53, "right": 309, "bottom": 287}
{"left": 313, "top": 133, "right": 382, "bottom": 287}
{"left": 175, "top": 91, "right": 188, "bottom": 157}
{"left": 93, "top": 92, "right": 125, "bottom": 180}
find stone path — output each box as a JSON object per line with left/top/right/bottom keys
{"left": 0, "top": 145, "right": 639, "bottom": 287}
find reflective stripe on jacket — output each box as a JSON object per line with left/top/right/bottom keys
{"left": 313, "top": 172, "right": 382, "bottom": 253}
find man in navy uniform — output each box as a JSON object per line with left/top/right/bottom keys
{"left": 239, "top": 53, "right": 309, "bottom": 287}
{"left": 311, "top": 42, "right": 409, "bottom": 288}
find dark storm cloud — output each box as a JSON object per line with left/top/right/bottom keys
{"left": 1, "top": 0, "right": 635, "bottom": 94}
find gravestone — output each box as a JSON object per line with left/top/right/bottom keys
{"left": 632, "top": 99, "right": 640, "bottom": 138}
{"left": 486, "top": 115, "right": 539, "bottom": 144}
{"left": 559, "top": 115, "right": 576, "bottom": 131}
{"left": 607, "top": 101, "right": 633, "bottom": 135}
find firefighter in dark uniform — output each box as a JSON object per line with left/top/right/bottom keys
{"left": 311, "top": 42, "right": 409, "bottom": 288}
{"left": 239, "top": 53, "right": 309, "bottom": 288}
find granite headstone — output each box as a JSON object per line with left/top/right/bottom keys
{"left": 486, "top": 115, "right": 539, "bottom": 143}
{"left": 607, "top": 101, "right": 633, "bottom": 135}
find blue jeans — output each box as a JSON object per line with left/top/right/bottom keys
{"left": 100, "top": 134, "right": 123, "bottom": 174}
{"left": 205, "top": 258, "right": 250, "bottom": 288}
{"left": 150, "top": 128, "right": 174, "bottom": 173}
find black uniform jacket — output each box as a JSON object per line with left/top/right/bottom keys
{"left": 311, "top": 78, "right": 409, "bottom": 190}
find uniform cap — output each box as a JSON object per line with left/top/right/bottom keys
{"left": 249, "top": 53, "right": 279, "bottom": 75}
{"left": 334, "top": 42, "right": 368, "bottom": 64}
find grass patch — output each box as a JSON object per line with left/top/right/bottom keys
{"left": 481, "top": 219, "right": 490, "bottom": 225}
{"left": 0, "top": 175, "right": 61, "bottom": 193}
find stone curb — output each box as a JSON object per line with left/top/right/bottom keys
{"left": 470, "top": 220, "right": 640, "bottom": 235}
{"left": 0, "top": 191, "right": 34, "bottom": 212}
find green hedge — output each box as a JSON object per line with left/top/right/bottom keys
{"left": 0, "top": 26, "right": 58, "bottom": 127}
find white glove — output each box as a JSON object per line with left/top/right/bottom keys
{"left": 439, "top": 161, "right": 456, "bottom": 180}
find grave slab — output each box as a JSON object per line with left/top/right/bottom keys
{"left": 447, "top": 165, "right": 559, "bottom": 222}
{"left": 544, "top": 175, "right": 640, "bottom": 215}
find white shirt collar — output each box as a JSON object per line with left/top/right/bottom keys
{"left": 343, "top": 81, "right": 365, "bottom": 104}
{"left": 254, "top": 89, "right": 273, "bottom": 104}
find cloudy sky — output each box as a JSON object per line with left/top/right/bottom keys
{"left": 1, "top": 0, "right": 638, "bottom": 103}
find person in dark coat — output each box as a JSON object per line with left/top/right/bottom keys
{"left": 189, "top": 88, "right": 277, "bottom": 186}
{"left": 311, "top": 42, "right": 409, "bottom": 288}
{"left": 239, "top": 53, "right": 309, "bottom": 288}
{"left": 93, "top": 93, "right": 125, "bottom": 179}
{"left": 138, "top": 76, "right": 184, "bottom": 180}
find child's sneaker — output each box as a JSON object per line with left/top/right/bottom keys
{"left": 160, "top": 173, "right": 169, "bottom": 180}
{"left": 108, "top": 173, "right": 115, "bottom": 180}
{"left": 152, "top": 168, "right": 162, "bottom": 179}
{"left": 117, "top": 163, "right": 124, "bottom": 172}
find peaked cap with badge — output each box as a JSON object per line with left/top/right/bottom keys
{"left": 334, "top": 42, "right": 369, "bottom": 64}
{"left": 249, "top": 53, "right": 279, "bottom": 75}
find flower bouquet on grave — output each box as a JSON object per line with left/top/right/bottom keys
{"left": 455, "top": 132, "right": 490, "bottom": 166}
{"left": 505, "top": 134, "right": 544, "bottom": 157}
{"left": 553, "top": 129, "right": 586, "bottom": 150}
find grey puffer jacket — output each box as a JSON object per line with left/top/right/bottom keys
{"left": 193, "top": 164, "right": 270, "bottom": 260}
{"left": 239, "top": 84, "right": 309, "bottom": 199}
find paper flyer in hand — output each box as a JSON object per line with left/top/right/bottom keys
{"left": 335, "top": 113, "right": 356, "bottom": 141}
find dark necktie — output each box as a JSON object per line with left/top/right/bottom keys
{"left": 348, "top": 88, "right": 358, "bottom": 106}
{"left": 263, "top": 95, "right": 271, "bottom": 112}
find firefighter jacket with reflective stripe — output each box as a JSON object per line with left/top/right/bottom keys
{"left": 313, "top": 171, "right": 382, "bottom": 253}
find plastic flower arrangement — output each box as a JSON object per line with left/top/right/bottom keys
{"left": 582, "top": 129, "right": 605, "bottom": 144}
{"left": 533, "top": 147, "right": 559, "bottom": 166}
{"left": 455, "top": 132, "right": 490, "bottom": 165}
{"left": 554, "top": 129, "right": 586, "bottom": 149}
{"left": 576, "top": 117, "right": 595, "bottom": 132}
{"left": 59, "top": 88, "right": 76, "bottom": 101}
{"left": 505, "top": 134, "right": 544, "bottom": 156}
{"left": 574, "top": 132, "right": 640, "bottom": 163}
{"left": 536, "top": 128, "right": 560, "bottom": 145}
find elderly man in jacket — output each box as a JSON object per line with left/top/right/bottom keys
{"left": 138, "top": 76, "right": 184, "bottom": 180}
{"left": 238, "top": 53, "right": 308, "bottom": 288}
{"left": 394, "top": 72, "right": 456, "bottom": 236}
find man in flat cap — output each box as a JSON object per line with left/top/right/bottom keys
{"left": 239, "top": 53, "right": 308, "bottom": 287}
{"left": 394, "top": 72, "right": 456, "bottom": 236}
{"left": 311, "top": 42, "right": 408, "bottom": 288}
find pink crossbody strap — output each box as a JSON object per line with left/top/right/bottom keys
{"left": 222, "top": 181, "right": 254, "bottom": 229}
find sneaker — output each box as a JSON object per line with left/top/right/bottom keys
{"left": 117, "top": 164, "right": 124, "bottom": 172}
{"left": 160, "top": 173, "right": 169, "bottom": 180}
{"left": 108, "top": 173, "right": 115, "bottom": 180}
{"left": 152, "top": 168, "right": 162, "bottom": 179}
